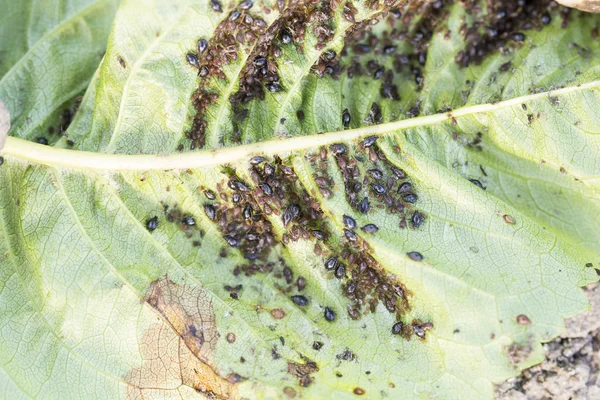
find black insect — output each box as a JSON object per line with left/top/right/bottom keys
{"left": 391, "top": 167, "right": 406, "bottom": 179}
{"left": 411, "top": 211, "right": 423, "bottom": 228}
{"left": 354, "top": 44, "right": 371, "bottom": 54}
{"left": 36, "top": 137, "right": 49, "bottom": 145}
{"left": 342, "top": 108, "right": 351, "bottom": 128}
{"left": 373, "top": 67, "right": 385, "bottom": 80}
{"left": 266, "top": 82, "right": 282, "bottom": 92}
{"left": 280, "top": 29, "right": 292, "bottom": 44}
{"left": 469, "top": 179, "right": 486, "bottom": 190}
{"left": 368, "top": 169, "right": 383, "bottom": 180}
{"left": 204, "top": 190, "right": 216, "bottom": 200}
{"left": 197, "top": 39, "right": 208, "bottom": 54}
{"left": 361, "top": 224, "right": 378, "bottom": 234}
{"left": 198, "top": 66, "right": 209, "bottom": 77}
{"left": 239, "top": 0, "right": 253, "bottom": 9}
{"left": 224, "top": 235, "right": 239, "bottom": 247}
{"left": 391, "top": 321, "right": 403, "bottom": 335}
{"left": 334, "top": 265, "right": 346, "bottom": 279}
{"left": 343, "top": 214, "right": 356, "bottom": 230}
{"left": 344, "top": 229, "right": 358, "bottom": 242}
{"left": 311, "top": 230, "right": 325, "bottom": 240}
{"left": 325, "top": 256, "right": 338, "bottom": 270}
{"left": 297, "top": 110, "right": 305, "bottom": 121}
{"left": 204, "top": 204, "right": 216, "bottom": 221}
{"left": 253, "top": 57, "right": 267, "bottom": 67}
{"left": 250, "top": 155, "right": 265, "bottom": 164}
{"left": 330, "top": 143, "right": 347, "bottom": 155}
{"left": 182, "top": 216, "right": 196, "bottom": 226}
{"left": 313, "top": 341, "right": 324, "bottom": 350}
{"left": 324, "top": 307, "right": 336, "bottom": 322}
{"left": 402, "top": 193, "right": 418, "bottom": 203}
{"left": 511, "top": 32, "right": 525, "bottom": 42}
{"left": 359, "top": 198, "right": 370, "bottom": 213}
{"left": 383, "top": 45, "right": 397, "bottom": 55}
{"left": 363, "top": 136, "right": 377, "bottom": 147}
{"left": 232, "top": 193, "right": 241, "bottom": 203}
{"left": 371, "top": 183, "right": 386, "bottom": 195}
{"left": 541, "top": 13, "right": 551, "bottom": 25}
{"left": 230, "top": 179, "right": 250, "bottom": 192}
{"left": 291, "top": 295, "right": 308, "bottom": 306}
{"left": 243, "top": 204, "right": 253, "bottom": 220}
{"left": 264, "top": 163, "right": 275, "bottom": 176}
{"left": 398, "top": 182, "right": 412, "bottom": 193}
{"left": 407, "top": 251, "right": 423, "bottom": 261}
{"left": 186, "top": 53, "right": 199, "bottom": 68}
{"left": 210, "top": 0, "right": 223, "bottom": 12}
{"left": 146, "top": 216, "right": 158, "bottom": 231}
{"left": 259, "top": 183, "right": 273, "bottom": 196}
{"left": 229, "top": 10, "right": 241, "bottom": 20}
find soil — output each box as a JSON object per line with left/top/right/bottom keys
{"left": 495, "top": 283, "right": 600, "bottom": 400}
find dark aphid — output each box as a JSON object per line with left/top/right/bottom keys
{"left": 314, "top": 177, "right": 329, "bottom": 187}
{"left": 335, "top": 265, "right": 346, "bottom": 279}
{"left": 411, "top": 211, "right": 423, "bottom": 228}
{"left": 280, "top": 29, "right": 292, "bottom": 44}
{"left": 198, "top": 66, "right": 209, "bottom": 77}
{"left": 389, "top": 8, "right": 402, "bottom": 18}
{"left": 197, "top": 39, "right": 208, "bottom": 54}
{"left": 398, "top": 182, "right": 412, "bottom": 193}
{"left": 229, "top": 10, "right": 241, "bottom": 21}
{"left": 541, "top": 13, "right": 551, "bottom": 25}
{"left": 354, "top": 44, "right": 371, "bottom": 54}
{"left": 204, "top": 204, "right": 216, "bottom": 221}
{"left": 469, "top": 179, "right": 485, "bottom": 190}
{"left": 313, "top": 341, "right": 323, "bottom": 350}
{"left": 342, "top": 108, "right": 351, "bottom": 128}
{"left": 250, "top": 155, "right": 265, "bottom": 164}
{"left": 368, "top": 169, "right": 383, "bottom": 180}
{"left": 253, "top": 56, "right": 267, "bottom": 67}
{"left": 239, "top": 0, "right": 253, "bottom": 9}
{"left": 363, "top": 136, "right": 377, "bottom": 147}
{"left": 361, "top": 224, "right": 379, "bottom": 234}
{"left": 324, "top": 50, "right": 336, "bottom": 60}
{"left": 289, "top": 204, "right": 300, "bottom": 219}
{"left": 402, "top": 193, "right": 417, "bottom": 203}
{"left": 391, "top": 167, "right": 406, "bottom": 179}
{"left": 359, "top": 198, "right": 370, "bottom": 213}
{"left": 297, "top": 277, "right": 306, "bottom": 291}
{"left": 371, "top": 183, "right": 386, "bottom": 195}
{"left": 264, "top": 163, "right": 275, "bottom": 176}
{"left": 210, "top": 0, "right": 223, "bottom": 12}
{"left": 344, "top": 229, "right": 358, "bottom": 242}
{"left": 259, "top": 183, "right": 273, "bottom": 196}
{"left": 146, "top": 216, "right": 159, "bottom": 231}
{"left": 232, "top": 193, "right": 241, "bottom": 204}
{"left": 343, "top": 214, "right": 356, "bottom": 230}
{"left": 36, "top": 137, "right": 49, "bottom": 145}
{"left": 266, "top": 82, "right": 282, "bottom": 92}
{"left": 230, "top": 179, "right": 250, "bottom": 192}
{"left": 407, "top": 251, "right": 423, "bottom": 261}
{"left": 367, "top": 102, "right": 382, "bottom": 125}
{"left": 373, "top": 67, "right": 385, "bottom": 80}
{"left": 282, "top": 209, "right": 293, "bottom": 227}
{"left": 511, "top": 32, "right": 525, "bottom": 42}
{"left": 391, "top": 321, "right": 403, "bottom": 335}
{"left": 324, "top": 307, "right": 336, "bottom": 322}
{"left": 244, "top": 14, "right": 253, "bottom": 24}
{"left": 291, "top": 295, "right": 308, "bottom": 306}
{"left": 224, "top": 235, "right": 239, "bottom": 247}
{"left": 414, "top": 322, "right": 433, "bottom": 338}
{"left": 353, "top": 182, "right": 362, "bottom": 193}
{"left": 186, "top": 53, "right": 199, "bottom": 68}
{"left": 311, "top": 230, "right": 325, "bottom": 240}
{"left": 296, "top": 110, "right": 304, "bottom": 121}
{"left": 330, "top": 143, "right": 347, "bottom": 155}
{"left": 183, "top": 216, "right": 196, "bottom": 226}
{"left": 325, "top": 256, "right": 338, "bottom": 270}
{"left": 383, "top": 45, "right": 397, "bottom": 55}
{"left": 243, "top": 204, "right": 253, "bottom": 220}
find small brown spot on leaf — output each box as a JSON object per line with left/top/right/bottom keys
{"left": 117, "top": 56, "right": 126, "bottom": 69}
{"left": 270, "top": 308, "right": 286, "bottom": 320}
{"left": 226, "top": 332, "right": 236, "bottom": 343}
{"left": 353, "top": 387, "right": 366, "bottom": 395}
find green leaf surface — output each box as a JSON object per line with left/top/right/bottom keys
{"left": 1, "top": 1, "right": 599, "bottom": 399}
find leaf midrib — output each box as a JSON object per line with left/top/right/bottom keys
{"left": 4, "top": 79, "right": 600, "bottom": 171}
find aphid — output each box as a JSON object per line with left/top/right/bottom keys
{"left": 231, "top": 179, "right": 250, "bottom": 192}
{"left": 391, "top": 167, "right": 406, "bottom": 179}
{"left": 390, "top": 8, "right": 402, "bottom": 18}
{"left": 368, "top": 169, "right": 383, "bottom": 180}
{"left": 344, "top": 229, "right": 358, "bottom": 242}
{"left": 204, "top": 190, "right": 216, "bottom": 200}
{"left": 343, "top": 214, "right": 356, "bottom": 230}
{"left": 324, "top": 307, "right": 336, "bottom": 322}
{"left": 325, "top": 256, "right": 338, "bottom": 270}
{"left": 291, "top": 295, "right": 308, "bottom": 306}
{"left": 232, "top": 193, "right": 241, "bottom": 204}
{"left": 280, "top": 29, "right": 292, "bottom": 44}
{"left": 359, "top": 198, "right": 370, "bottom": 213}
{"left": 383, "top": 45, "right": 397, "bottom": 55}
{"left": 250, "top": 155, "right": 265, "bottom": 164}
{"left": 407, "top": 251, "right": 423, "bottom": 261}
{"left": 330, "top": 143, "right": 347, "bottom": 155}
{"left": 198, "top": 66, "right": 209, "bottom": 77}
{"left": 183, "top": 216, "right": 196, "bottom": 226}
{"left": 511, "top": 32, "right": 525, "bottom": 42}
{"left": 411, "top": 211, "right": 423, "bottom": 228}
{"left": 36, "top": 137, "right": 49, "bottom": 145}
{"left": 363, "top": 136, "right": 377, "bottom": 147}
{"left": 353, "top": 182, "right": 362, "bottom": 193}
{"left": 314, "top": 177, "right": 329, "bottom": 187}
{"left": 354, "top": 44, "right": 371, "bottom": 54}
{"left": 313, "top": 341, "right": 324, "bottom": 350}
{"left": 367, "top": 102, "right": 382, "bottom": 124}
{"left": 243, "top": 204, "right": 253, "bottom": 220}
{"left": 342, "top": 108, "right": 351, "bottom": 128}
{"left": 146, "top": 216, "right": 158, "bottom": 231}
{"left": 210, "top": 0, "right": 223, "bottom": 12}
{"left": 402, "top": 193, "right": 417, "bottom": 203}
{"left": 311, "top": 230, "right": 325, "bottom": 240}
{"left": 541, "top": 13, "right": 551, "bottom": 25}
{"left": 204, "top": 204, "right": 216, "bottom": 221}
{"left": 259, "top": 183, "right": 273, "bottom": 196}
{"left": 391, "top": 321, "right": 403, "bottom": 335}
{"left": 266, "top": 82, "right": 282, "bottom": 92}
{"left": 239, "top": 0, "right": 253, "bottom": 9}
{"left": 361, "top": 224, "right": 379, "bottom": 234}
{"left": 413, "top": 322, "right": 433, "bottom": 338}
{"left": 186, "top": 53, "right": 199, "bottom": 68}
{"left": 335, "top": 265, "right": 346, "bottom": 279}
{"left": 224, "top": 235, "right": 239, "bottom": 247}
{"left": 229, "top": 10, "right": 241, "bottom": 21}
{"left": 197, "top": 39, "right": 208, "bottom": 54}
{"left": 398, "top": 182, "right": 412, "bottom": 193}
{"left": 469, "top": 179, "right": 485, "bottom": 190}
{"left": 297, "top": 110, "right": 305, "bottom": 121}
{"left": 297, "top": 277, "right": 306, "bottom": 291}
{"left": 371, "top": 183, "right": 386, "bottom": 195}
{"left": 373, "top": 67, "right": 384, "bottom": 80}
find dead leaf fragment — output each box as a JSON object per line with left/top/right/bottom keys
{"left": 556, "top": 0, "right": 600, "bottom": 12}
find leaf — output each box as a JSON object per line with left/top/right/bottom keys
{"left": 1, "top": 1, "right": 599, "bottom": 399}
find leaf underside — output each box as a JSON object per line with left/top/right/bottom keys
{"left": 1, "top": 0, "right": 600, "bottom": 399}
